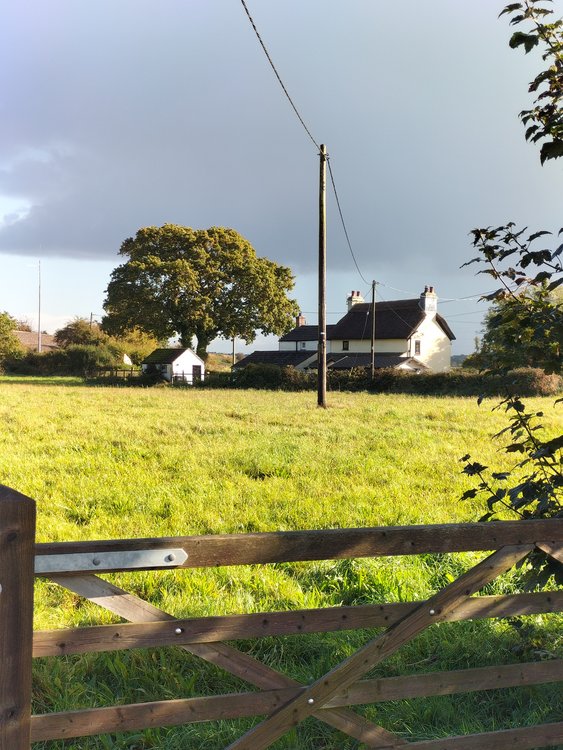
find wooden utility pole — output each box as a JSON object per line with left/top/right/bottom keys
{"left": 317, "top": 145, "right": 327, "bottom": 408}
{"left": 370, "top": 280, "right": 376, "bottom": 379}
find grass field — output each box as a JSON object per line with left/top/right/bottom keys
{"left": 0, "top": 379, "right": 560, "bottom": 749}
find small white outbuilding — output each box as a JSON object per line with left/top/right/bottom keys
{"left": 141, "top": 348, "right": 205, "bottom": 384}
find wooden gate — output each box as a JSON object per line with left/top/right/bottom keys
{"left": 1, "top": 484, "right": 562, "bottom": 749}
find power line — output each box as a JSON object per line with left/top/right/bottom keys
{"left": 239, "top": 0, "right": 373, "bottom": 289}
{"left": 376, "top": 287, "right": 418, "bottom": 331}
{"left": 445, "top": 310, "right": 487, "bottom": 318}
{"left": 378, "top": 281, "right": 417, "bottom": 296}
{"left": 239, "top": 0, "right": 320, "bottom": 150}
{"left": 326, "top": 158, "right": 371, "bottom": 286}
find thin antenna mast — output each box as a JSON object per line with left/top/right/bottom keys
{"left": 37, "top": 260, "right": 42, "bottom": 353}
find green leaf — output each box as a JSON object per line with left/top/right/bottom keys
{"left": 540, "top": 140, "right": 563, "bottom": 164}
{"left": 461, "top": 488, "right": 478, "bottom": 500}
{"left": 478, "top": 512, "right": 496, "bottom": 522}
{"left": 527, "top": 230, "right": 552, "bottom": 242}
{"left": 463, "top": 462, "right": 488, "bottom": 476}
{"left": 509, "top": 31, "right": 540, "bottom": 52}
{"left": 499, "top": 3, "right": 523, "bottom": 17}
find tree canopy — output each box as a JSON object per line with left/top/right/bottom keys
{"left": 54, "top": 317, "right": 108, "bottom": 348}
{"left": 102, "top": 225, "right": 299, "bottom": 359}
{"left": 0, "top": 312, "right": 23, "bottom": 365}
{"left": 464, "top": 279, "right": 562, "bottom": 373}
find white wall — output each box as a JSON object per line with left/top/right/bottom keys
{"left": 279, "top": 340, "right": 318, "bottom": 352}
{"left": 330, "top": 338, "right": 408, "bottom": 354}
{"left": 172, "top": 350, "right": 206, "bottom": 382}
{"left": 409, "top": 316, "right": 451, "bottom": 371}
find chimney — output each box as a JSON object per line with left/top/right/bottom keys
{"left": 419, "top": 285, "right": 438, "bottom": 315}
{"left": 346, "top": 290, "right": 365, "bottom": 311}
{"left": 295, "top": 313, "right": 306, "bottom": 328}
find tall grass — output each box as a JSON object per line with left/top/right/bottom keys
{"left": 0, "top": 380, "right": 560, "bottom": 749}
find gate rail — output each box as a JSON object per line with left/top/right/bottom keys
{"left": 1, "top": 484, "right": 562, "bottom": 749}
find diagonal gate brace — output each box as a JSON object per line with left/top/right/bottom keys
{"left": 226, "top": 544, "right": 534, "bottom": 750}
{"left": 48, "top": 574, "right": 406, "bottom": 749}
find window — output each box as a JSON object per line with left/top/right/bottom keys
{"left": 342, "top": 340, "right": 349, "bottom": 351}
{"left": 414, "top": 340, "right": 421, "bottom": 356}
{"left": 301, "top": 342, "right": 307, "bottom": 349}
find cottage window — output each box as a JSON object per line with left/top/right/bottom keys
{"left": 414, "top": 340, "right": 421, "bottom": 356}
{"left": 301, "top": 342, "right": 307, "bottom": 349}
{"left": 342, "top": 340, "right": 349, "bottom": 351}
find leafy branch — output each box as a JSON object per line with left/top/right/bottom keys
{"left": 500, "top": 1, "right": 563, "bottom": 163}
{"left": 458, "top": 2, "right": 562, "bottom": 586}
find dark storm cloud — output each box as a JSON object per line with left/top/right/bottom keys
{"left": 0, "top": 0, "right": 561, "bottom": 280}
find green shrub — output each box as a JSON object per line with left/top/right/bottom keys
{"left": 228, "top": 365, "right": 561, "bottom": 397}
{"left": 5, "top": 344, "right": 123, "bottom": 377}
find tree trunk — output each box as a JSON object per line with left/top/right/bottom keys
{"left": 195, "top": 330, "right": 210, "bottom": 361}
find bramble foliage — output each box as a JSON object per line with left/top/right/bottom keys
{"left": 460, "top": 1, "right": 562, "bottom": 584}
{"left": 462, "top": 225, "right": 562, "bottom": 373}
{"left": 501, "top": 0, "right": 563, "bottom": 163}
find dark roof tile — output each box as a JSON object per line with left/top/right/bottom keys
{"left": 280, "top": 324, "right": 335, "bottom": 342}
{"left": 142, "top": 348, "right": 193, "bottom": 365}
{"left": 232, "top": 350, "right": 315, "bottom": 369}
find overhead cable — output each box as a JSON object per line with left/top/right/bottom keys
{"left": 326, "top": 159, "right": 371, "bottom": 286}
{"left": 239, "top": 0, "right": 320, "bottom": 150}
{"left": 239, "top": 0, "right": 373, "bottom": 288}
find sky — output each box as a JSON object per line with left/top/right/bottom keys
{"left": 1, "top": 0, "right": 561, "bottom": 354}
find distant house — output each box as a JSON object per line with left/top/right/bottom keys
{"left": 234, "top": 286, "right": 455, "bottom": 374}
{"left": 14, "top": 330, "right": 58, "bottom": 352}
{"left": 141, "top": 348, "right": 205, "bottom": 383}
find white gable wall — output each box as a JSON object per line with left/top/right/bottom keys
{"left": 171, "top": 350, "right": 205, "bottom": 382}
{"left": 408, "top": 316, "right": 451, "bottom": 371}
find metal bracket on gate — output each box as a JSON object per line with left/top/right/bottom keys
{"left": 34, "top": 548, "right": 188, "bottom": 575}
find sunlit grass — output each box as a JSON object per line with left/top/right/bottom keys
{"left": 0, "top": 381, "right": 560, "bottom": 749}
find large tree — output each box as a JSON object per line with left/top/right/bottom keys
{"left": 102, "top": 225, "right": 299, "bottom": 359}
{"left": 464, "top": 283, "right": 562, "bottom": 373}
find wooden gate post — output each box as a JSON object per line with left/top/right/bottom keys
{"left": 0, "top": 485, "right": 36, "bottom": 749}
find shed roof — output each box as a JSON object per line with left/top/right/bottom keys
{"left": 232, "top": 350, "right": 315, "bottom": 370}
{"left": 326, "top": 353, "right": 428, "bottom": 370}
{"left": 142, "top": 348, "right": 202, "bottom": 365}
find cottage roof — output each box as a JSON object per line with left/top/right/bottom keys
{"left": 14, "top": 330, "right": 58, "bottom": 352}
{"left": 279, "top": 324, "right": 335, "bottom": 342}
{"left": 142, "top": 348, "right": 198, "bottom": 365}
{"left": 326, "top": 353, "right": 428, "bottom": 370}
{"left": 232, "top": 350, "right": 315, "bottom": 370}
{"left": 329, "top": 300, "right": 455, "bottom": 341}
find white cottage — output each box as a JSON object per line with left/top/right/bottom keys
{"left": 234, "top": 287, "right": 455, "bottom": 373}
{"left": 141, "top": 348, "right": 205, "bottom": 383}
